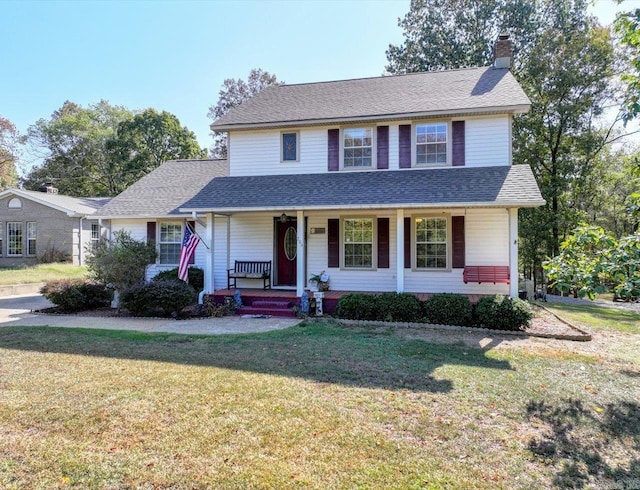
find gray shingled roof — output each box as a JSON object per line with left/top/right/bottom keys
{"left": 1, "top": 189, "right": 110, "bottom": 216}
{"left": 211, "top": 67, "right": 530, "bottom": 130}
{"left": 96, "top": 159, "right": 229, "bottom": 218}
{"left": 181, "top": 165, "right": 544, "bottom": 212}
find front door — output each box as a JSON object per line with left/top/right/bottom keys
{"left": 276, "top": 219, "right": 297, "bottom": 286}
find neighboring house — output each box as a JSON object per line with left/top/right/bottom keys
{"left": 0, "top": 186, "right": 110, "bottom": 266}
{"left": 179, "top": 35, "right": 544, "bottom": 298}
{"left": 94, "top": 159, "right": 229, "bottom": 281}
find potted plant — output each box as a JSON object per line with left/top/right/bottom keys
{"left": 309, "top": 271, "right": 330, "bottom": 291}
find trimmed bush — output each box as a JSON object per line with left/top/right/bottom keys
{"left": 152, "top": 267, "right": 204, "bottom": 292}
{"left": 423, "top": 293, "right": 473, "bottom": 326}
{"left": 475, "top": 295, "right": 533, "bottom": 331}
{"left": 121, "top": 280, "right": 196, "bottom": 317}
{"left": 335, "top": 293, "right": 378, "bottom": 320}
{"left": 41, "top": 279, "right": 113, "bottom": 312}
{"left": 376, "top": 292, "right": 423, "bottom": 322}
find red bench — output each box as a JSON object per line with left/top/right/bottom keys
{"left": 463, "top": 266, "right": 510, "bottom": 284}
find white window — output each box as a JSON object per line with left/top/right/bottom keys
{"left": 343, "top": 218, "right": 374, "bottom": 268}
{"left": 416, "top": 123, "right": 448, "bottom": 165}
{"left": 7, "top": 222, "right": 23, "bottom": 256}
{"left": 90, "top": 223, "right": 100, "bottom": 251}
{"left": 8, "top": 198, "right": 22, "bottom": 209}
{"left": 159, "top": 222, "right": 182, "bottom": 264}
{"left": 415, "top": 217, "right": 448, "bottom": 269}
{"left": 343, "top": 128, "right": 373, "bottom": 168}
{"left": 27, "top": 222, "right": 36, "bottom": 256}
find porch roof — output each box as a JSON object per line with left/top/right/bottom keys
{"left": 180, "top": 165, "right": 544, "bottom": 213}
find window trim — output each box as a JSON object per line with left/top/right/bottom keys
{"left": 341, "top": 216, "right": 377, "bottom": 270}
{"left": 412, "top": 120, "right": 451, "bottom": 167}
{"left": 412, "top": 214, "right": 452, "bottom": 272}
{"left": 157, "top": 221, "right": 183, "bottom": 265}
{"left": 280, "top": 130, "right": 300, "bottom": 163}
{"left": 7, "top": 221, "right": 23, "bottom": 256}
{"left": 340, "top": 126, "right": 377, "bottom": 170}
{"left": 90, "top": 223, "right": 101, "bottom": 251}
{"left": 26, "top": 222, "right": 36, "bottom": 256}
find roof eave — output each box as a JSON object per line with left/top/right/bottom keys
{"left": 0, "top": 189, "right": 97, "bottom": 216}
{"left": 94, "top": 213, "right": 203, "bottom": 220}
{"left": 210, "top": 104, "right": 531, "bottom": 131}
{"left": 180, "top": 199, "right": 545, "bottom": 214}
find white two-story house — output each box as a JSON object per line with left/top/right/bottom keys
{"left": 180, "top": 36, "right": 544, "bottom": 304}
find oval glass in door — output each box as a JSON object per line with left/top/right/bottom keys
{"left": 284, "top": 226, "right": 297, "bottom": 261}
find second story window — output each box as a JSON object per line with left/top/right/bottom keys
{"left": 343, "top": 128, "right": 372, "bottom": 168}
{"left": 416, "top": 123, "right": 448, "bottom": 165}
{"left": 281, "top": 132, "right": 299, "bottom": 162}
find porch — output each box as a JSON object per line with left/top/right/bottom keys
{"left": 211, "top": 288, "right": 491, "bottom": 316}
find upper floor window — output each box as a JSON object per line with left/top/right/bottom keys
{"left": 343, "top": 218, "right": 374, "bottom": 268}
{"left": 344, "top": 128, "right": 373, "bottom": 168}
{"left": 7, "top": 222, "right": 22, "bottom": 256}
{"left": 416, "top": 123, "right": 448, "bottom": 165}
{"left": 281, "top": 132, "right": 299, "bottom": 162}
{"left": 415, "top": 217, "right": 447, "bottom": 269}
{"left": 159, "top": 222, "right": 182, "bottom": 265}
{"left": 27, "top": 222, "right": 36, "bottom": 256}
{"left": 8, "top": 198, "right": 21, "bottom": 209}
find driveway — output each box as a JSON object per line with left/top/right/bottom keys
{"left": 0, "top": 294, "right": 301, "bottom": 335}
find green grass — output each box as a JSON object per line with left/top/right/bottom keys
{"left": 543, "top": 301, "right": 640, "bottom": 334}
{"left": 0, "top": 322, "right": 638, "bottom": 489}
{"left": 0, "top": 263, "right": 87, "bottom": 285}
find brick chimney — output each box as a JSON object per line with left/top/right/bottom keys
{"left": 494, "top": 33, "right": 513, "bottom": 69}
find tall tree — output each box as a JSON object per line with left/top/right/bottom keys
{"left": 0, "top": 115, "right": 21, "bottom": 189}
{"left": 24, "top": 100, "right": 133, "bottom": 196}
{"left": 207, "top": 68, "right": 280, "bottom": 158}
{"left": 615, "top": 7, "right": 640, "bottom": 123}
{"left": 109, "top": 109, "right": 206, "bottom": 184}
{"left": 386, "top": 0, "right": 619, "bottom": 281}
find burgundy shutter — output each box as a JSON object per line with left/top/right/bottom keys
{"left": 399, "top": 124, "right": 412, "bottom": 168}
{"left": 452, "top": 121, "right": 465, "bottom": 167}
{"left": 328, "top": 129, "right": 339, "bottom": 171}
{"left": 146, "top": 221, "right": 156, "bottom": 264}
{"left": 404, "top": 217, "right": 411, "bottom": 268}
{"left": 328, "top": 218, "right": 339, "bottom": 268}
{"left": 377, "top": 126, "right": 389, "bottom": 169}
{"left": 377, "top": 218, "right": 389, "bottom": 268}
{"left": 188, "top": 220, "right": 196, "bottom": 264}
{"left": 452, "top": 216, "right": 465, "bottom": 268}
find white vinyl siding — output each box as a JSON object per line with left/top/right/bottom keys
{"left": 230, "top": 128, "right": 328, "bottom": 176}
{"left": 465, "top": 115, "right": 510, "bottom": 167}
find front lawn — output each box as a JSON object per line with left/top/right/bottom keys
{"left": 543, "top": 301, "right": 640, "bottom": 335}
{"left": 0, "top": 264, "right": 87, "bottom": 285}
{"left": 0, "top": 322, "right": 638, "bottom": 489}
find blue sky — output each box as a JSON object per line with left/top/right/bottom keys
{"left": 0, "top": 0, "right": 630, "bottom": 172}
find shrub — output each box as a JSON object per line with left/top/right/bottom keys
{"left": 41, "top": 279, "right": 112, "bottom": 312}
{"left": 475, "top": 295, "right": 533, "bottom": 331}
{"left": 152, "top": 267, "right": 204, "bottom": 291}
{"left": 376, "top": 292, "right": 423, "bottom": 322}
{"left": 335, "top": 293, "right": 378, "bottom": 320}
{"left": 121, "top": 280, "right": 196, "bottom": 317}
{"left": 423, "top": 293, "right": 473, "bottom": 326}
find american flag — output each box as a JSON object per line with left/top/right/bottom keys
{"left": 178, "top": 223, "right": 200, "bottom": 282}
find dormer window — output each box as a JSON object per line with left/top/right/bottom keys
{"left": 416, "top": 123, "right": 448, "bottom": 165}
{"left": 343, "top": 128, "right": 373, "bottom": 168}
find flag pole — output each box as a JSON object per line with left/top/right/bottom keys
{"left": 185, "top": 219, "right": 210, "bottom": 250}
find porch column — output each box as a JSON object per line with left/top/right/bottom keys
{"left": 509, "top": 208, "right": 518, "bottom": 298}
{"left": 204, "top": 212, "right": 215, "bottom": 293}
{"left": 396, "top": 209, "right": 405, "bottom": 293}
{"left": 296, "top": 210, "right": 305, "bottom": 296}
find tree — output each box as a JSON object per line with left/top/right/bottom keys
{"left": 386, "top": 0, "right": 620, "bottom": 282}
{"left": 86, "top": 230, "right": 157, "bottom": 307}
{"left": 24, "top": 100, "right": 134, "bottom": 196}
{"left": 207, "top": 68, "right": 280, "bottom": 158}
{"left": 0, "top": 115, "right": 23, "bottom": 189}
{"left": 109, "top": 109, "right": 206, "bottom": 184}
{"left": 615, "top": 7, "right": 640, "bottom": 123}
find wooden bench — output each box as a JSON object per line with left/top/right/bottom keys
{"left": 227, "top": 260, "right": 272, "bottom": 289}
{"left": 463, "top": 266, "right": 510, "bottom": 284}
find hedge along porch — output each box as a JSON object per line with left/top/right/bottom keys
{"left": 182, "top": 166, "right": 543, "bottom": 299}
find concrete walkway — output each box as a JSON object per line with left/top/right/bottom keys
{"left": 0, "top": 294, "right": 301, "bottom": 335}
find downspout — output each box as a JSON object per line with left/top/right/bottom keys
{"left": 78, "top": 217, "right": 84, "bottom": 266}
